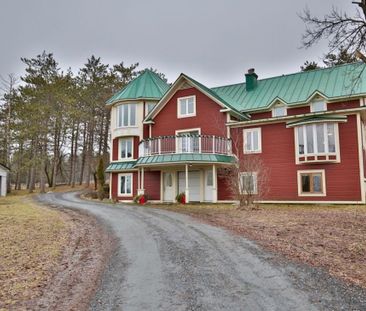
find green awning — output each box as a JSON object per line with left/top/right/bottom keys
{"left": 286, "top": 115, "right": 348, "bottom": 128}
{"left": 136, "top": 153, "right": 236, "bottom": 166}
{"left": 105, "top": 161, "right": 137, "bottom": 172}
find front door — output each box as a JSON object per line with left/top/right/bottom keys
{"left": 204, "top": 169, "right": 213, "bottom": 202}
{"left": 178, "top": 171, "right": 201, "bottom": 202}
{"left": 163, "top": 172, "right": 174, "bottom": 202}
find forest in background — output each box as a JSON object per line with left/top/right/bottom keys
{"left": 0, "top": 51, "right": 165, "bottom": 192}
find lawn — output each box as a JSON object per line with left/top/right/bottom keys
{"left": 149, "top": 203, "right": 366, "bottom": 288}
{"left": 0, "top": 193, "right": 69, "bottom": 309}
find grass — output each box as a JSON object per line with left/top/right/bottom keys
{"left": 0, "top": 192, "right": 70, "bottom": 309}
{"left": 148, "top": 203, "right": 366, "bottom": 288}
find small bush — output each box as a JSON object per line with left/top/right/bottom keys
{"left": 176, "top": 192, "right": 186, "bottom": 204}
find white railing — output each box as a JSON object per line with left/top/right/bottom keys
{"left": 139, "top": 135, "right": 232, "bottom": 157}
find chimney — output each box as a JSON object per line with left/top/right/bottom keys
{"left": 245, "top": 68, "right": 258, "bottom": 91}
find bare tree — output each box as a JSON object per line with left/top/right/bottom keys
{"left": 300, "top": 1, "right": 366, "bottom": 55}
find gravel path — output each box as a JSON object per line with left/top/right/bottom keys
{"left": 39, "top": 192, "right": 365, "bottom": 311}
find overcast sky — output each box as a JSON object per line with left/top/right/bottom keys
{"left": 0, "top": 0, "right": 357, "bottom": 87}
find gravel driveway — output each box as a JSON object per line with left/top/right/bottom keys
{"left": 39, "top": 192, "right": 365, "bottom": 311}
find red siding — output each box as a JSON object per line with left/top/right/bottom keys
{"left": 112, "top": 138, "right": 119, "bottom": 161}
{"left": 218, "top": 170, "right": 233, "bottom": 201}
{"left": 287, "top": 106, "right": 310, "bottom": 116}
{"left": 328, "top": 100, "right": 360, "bottom": 111}
{"left": 144, "top": 171, "right": 161, "bottom": 200}
{"left": 229, "top": 114, "right": 362, "bottom": 202}
{"left": 152, "top": 87, "right": 227, "bottom": 136}
{"left": 251, "top": 112, "right": 271, "bottom": 120}
{"left": 111, "top": 171, "right": 138, "bottom": 201}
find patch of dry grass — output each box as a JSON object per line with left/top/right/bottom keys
{"left": 0, "top": 195, "right": 69, "bottom": 309}
{"left": 150, "top": 203, "right": 366, "bottom": 287}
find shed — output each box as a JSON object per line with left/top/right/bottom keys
{"left": 0, "top": 164, "right": 9, "bottom": 197}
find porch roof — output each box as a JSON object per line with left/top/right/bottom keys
{"left": 286, "top": 114, "right": 348, "bottom": 128}
{"left": 105, "top": 161, "right": 137, "bottom": 172}
{"left": 135, "top": 153, "right": 236, "bottom": 166}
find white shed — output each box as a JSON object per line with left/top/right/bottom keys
{"left": 0, "top": 164, "right": 9, "bottom": 197}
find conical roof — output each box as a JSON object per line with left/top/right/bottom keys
{"left": 106, "top": 70, "right": 170, "bottom": 105}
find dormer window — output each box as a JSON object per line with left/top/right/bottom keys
{"left": 311, "top": 99, "right": 327, "bottom": 113}
{"left": 177, "top": 95, "right": 196, "bottom": 118}
{"left": 272, "top": 104, "right": 287, "bottom": 117}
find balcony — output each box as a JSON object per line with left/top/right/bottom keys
{"left": 139, "top": 135, "right": 232, "bottom": 157}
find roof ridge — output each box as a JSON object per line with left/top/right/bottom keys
{"left": 212, "top": 62, "right": 364, "bottom": 90}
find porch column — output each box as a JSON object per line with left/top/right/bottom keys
{"left": 212, "top": 164, "right": 218, "bottom": 203}
{"left": 140, "top": 167, "right": 145, "bottom": 195}
{"left": 185, "top": 164, "right": 190, "bottom": 203}
{"left": 137, "top": 168, "right": 142, "bottom": 195}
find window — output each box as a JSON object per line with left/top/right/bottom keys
{"left": 145, "top": 102, "right": 156, "bottom": 116}
{"left": 118, "top": 173, "right": 133, "bottom": 196}
{"left": 239, "top": 172, "right": 257, "bottom": 194}
{"left": 296, "top": 123, "right": 337, "bottom": 156}
{"left": 177, "top": 96, "right": 196, "bottom": 118}
{"left": 176, "top": 129, "right": 200, "bottom": 153}
{"left": 117, "top": 103, "right": 137, "bottom": 127}
{"left": 243, "top": 128, "right": 262, "bottom": 154}
{"left": 119, "top": 138, "right": 133, "bottom": 160}
{"left": 272, "top": 105, "right": 287, "bottom": 117}
{"left": 298, "top": 170, "right": 326, "bottom": 196}
{"left": 311, "top": 100, "right": 327, "bottom": 112}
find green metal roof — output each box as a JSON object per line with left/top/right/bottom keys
{"left": 105, "top": 161, "right": 136, "bottom": 172}
{"left": 136, "top": 153, "right": 236, "bottom": 165}
{"left": 211, "top": 62, "right": 366, "bottom": 113}
{"left": 106, "top": 70, "right": 170, "bottom": 105}
{"left": 286, "top": 114, "right": 348, "bottom": 128}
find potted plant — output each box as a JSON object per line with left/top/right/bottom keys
{"left": 176, "top": 192, "right": 186, "bottom": 204}
{"left": 133, "top": 194, "right": 148, "bottom": 205}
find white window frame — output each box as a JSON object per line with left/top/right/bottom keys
{"left": 177, "top": 95, "right": 196, "bottom": 118}
{"left": 272, "top": 104, "right": 287, "bottom": 117}
{"left": 243, "top": 128, "right": 262, "bottom": 154}
{"left": 116, "top": 103, "right": 137, "bottom": 128}
{"left": 118, "top": 173, "right": 133, "bottom": 197}
{"left": 310, "top": 99, "right": 327, "bottom": 113}
{"left": 239, "top": 172, "right": 258, "bottom": 194}
{"left": 175, "top": 128, "right": 201, "bottom": 153}
{"left": 119, "top": 137, "right": 134, "bottom": 161}
{"left": 297, "top": 169, "right": 326, "bottom": 197}
{"left": 294, "top": 122, "right": 340, "bottom": 163}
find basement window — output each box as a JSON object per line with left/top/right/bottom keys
{"left": 297, "top": 170, "right": 326, "bottom": 196}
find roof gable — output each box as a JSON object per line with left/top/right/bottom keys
{"left": 145, "top": 73, "right": 249, "bottom": 122}
{"left": 106, "top": 70, "right": 170, "bottom": 105}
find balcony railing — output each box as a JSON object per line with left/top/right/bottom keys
{"left": 139, "top": 135, "right": 232, "bottom": 157}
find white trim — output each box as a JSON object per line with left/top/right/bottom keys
{"left": 256, "top": 200, "right": 365, "bottom": 204}
{"left": 297, "top": 169, "right": 326, "bottom": 197}
{"left": 177, "top": 95, "right": 196, "bottom": 118}
{"left": 243, "top": 127, "right": 262, "bottom": 154}
{"left": 118, "top": 137, "right": 134, "bottom": 161}
{"left": 117, "top": 173, "right": 133, "bottom": 197}
{"left": 356, "top": 113, "right": 366, "bottom": 203}
{"left": 229, "top": 108, "right": 366, "bottom": 128}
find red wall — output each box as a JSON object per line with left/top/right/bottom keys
{"left": 152, "top": 87, "right": 227, "bottom": 137}
{"left": 229, "top": 114, "right": 362, "bottom": 202}
{"left": 112, "top": 136, "right": 140, "bottom": 161}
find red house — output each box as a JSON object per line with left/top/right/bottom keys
{"left": 106, "top": 63, "right": 366, "bottom": 204}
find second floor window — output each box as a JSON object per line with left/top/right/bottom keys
{"left": 119, "top": 137, "right": 133, "bottom": 160}
{"left": 311, "top": 100, "right": 327, "bottom": 113}
{"left": 296, "top": 123, "right": 337, "bottom": 156}
{"left": 177, "top": 96, "right": 196, "bottom": 118}
{"left": 243, "top": 128, "right": 262, "bottom": 154}
{"left": 272, "top": 105, "right": 287, "bottom": 117}
{"left": 117, "top": 103, "right": 136, "bottom": 127}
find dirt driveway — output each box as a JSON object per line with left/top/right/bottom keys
{"left": 39, "top": 192, "right": 366, "bottom": 311}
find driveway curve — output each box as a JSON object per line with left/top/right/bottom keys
{"left": 39, "top": 192, "right": 319, "bottom": 311}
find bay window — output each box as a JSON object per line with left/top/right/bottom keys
{"left": 296, "top": 123, "right": 339, "bottom": 163}
{"left": 117, "top": 103, "right": 136, "bottom": 127}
